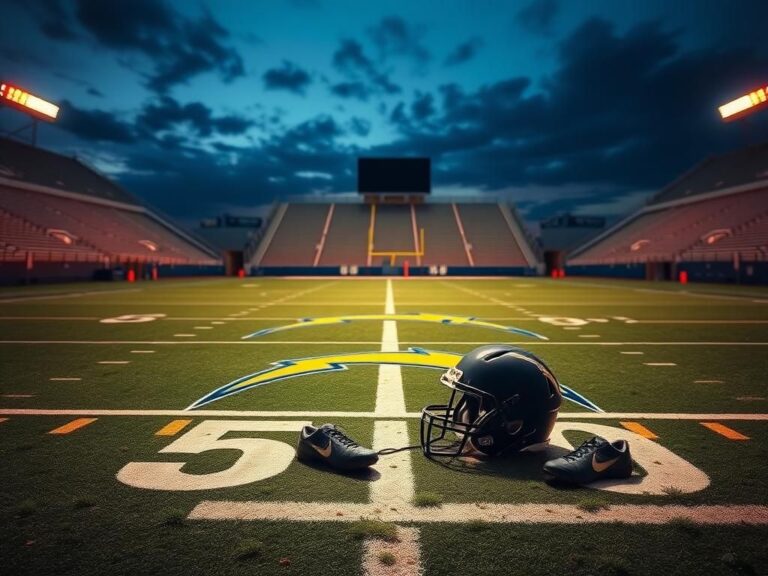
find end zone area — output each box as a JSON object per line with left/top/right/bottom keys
{"left": 1, "top": 278, "right": 767, "bottom": 575}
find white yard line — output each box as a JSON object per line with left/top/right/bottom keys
{"left": 188, "top": 501, "right": 768, "bottom": 525}
{"left": 366, "top": 278, "right": 420, "bottom": 575}
{"left": 2, "top": 408, "right": 765, "bottom": 420}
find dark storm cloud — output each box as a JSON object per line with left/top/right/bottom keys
{"left": 515, "top": 0, "right": 559, "bottom": 35}
{"left": 262, "top": 61, "right": 312, "bottom": 95}
{"left": 347, "top": 117, "right": 371, "bottom": 137}
{"left": 330, "top": 81, "right": 373, "bottom": 101}
{"left": 137, "top": 97, "right": 252, "bottom": 137}
{"left": 31, "top": 0, "right": 79, "bottom": 40}
{"left": 115, "top": 113, "right": 356, "bottom": 217}
{"left": 57, "top": 100, "right": 136, "bottom": 143}
{"left": 444, "top": 38, "right": 484, "bottom": 66}
{"left": 72, "top": 0, "right": 244, "bottom": 92}
{"left": 411, "top": 92, "right": 436, "bottom": 121}
{"left": 373, "top": 17, "right": 768, "bottom": 211}
{"left": 368, "top": 16, "right": 430, "bottom": 66}
{"left": 331, "top": 39, "right": 400, "bottom": 99}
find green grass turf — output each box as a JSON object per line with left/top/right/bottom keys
{"left": 1, "top": 277, "right": 767, "bottom": 575}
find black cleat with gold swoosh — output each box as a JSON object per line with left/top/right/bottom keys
{"left": 297, "top": 424, "right": 379, "bottom": 471}
{"left": 543, "top": 436, "right": 632, "bottom": 485}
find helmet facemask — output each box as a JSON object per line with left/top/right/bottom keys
{"left": 421, "top": 367, "right": 519, "bottom": 457}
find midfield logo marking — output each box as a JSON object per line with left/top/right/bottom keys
{"left": 186, "top": 347, "right": 602, "bottom": 412}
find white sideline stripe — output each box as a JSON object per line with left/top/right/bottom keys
{"left": 188, "top": 502, "right": 768, "bottom": 525}
{"left": 49, "top": 377, "right": 81, "bottom": 381}
{"left": 5, "top": 340, "right": 768, "bottom": 346}
{"left": 363, "top": 526, "right": 421, "bottom": 576}
{"left": 644, "top": 363, "right": 677, "bottom": 367}
{"left": 2, "top": 408, "right": 767, "bottom": 420}
{"left": 97, "top": 360, "right": 130, "bottom": 365}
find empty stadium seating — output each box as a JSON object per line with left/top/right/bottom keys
{"left": 316, "top": 204, "right": 370, "bottom": 266}
{"left": 570, "top": 188, "right": 768, "bottom": 265}
{"left": 0, "top": 186, "right": 215, "bottom": 264}
{"left": 259, "top": 204, "right": 329, "bottom": 266}
{"left": 0, "top": 208, "right": 103, "bottom": 262}
{"left": 253, "top": 201, "right": 536, "bottom": 269}
{"left": 416, "top": 204, "right": 469, "bottom": 266}
{"left": 0, "top": 137, "right": 218, "bottom": 269}
{"left": 457, "top": 204, "right": 529, "bottom": 266}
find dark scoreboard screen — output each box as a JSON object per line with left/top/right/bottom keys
{"left": 358, "top": 157, "right": 431, "bottom": 194}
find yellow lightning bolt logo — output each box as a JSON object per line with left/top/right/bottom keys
{"left": 243, "top": 313, "right": 548, "bottom": 340}
{"left": 186, "top": 347, "right": 602, "bottom": 412}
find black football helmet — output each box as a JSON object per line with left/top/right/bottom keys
{"left": 420, "top": 345, "right": 562, "bottom": 457}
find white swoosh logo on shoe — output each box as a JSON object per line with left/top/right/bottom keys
{"left": 592, "top": 453, "right": 619, "bottom": 473}
{"left": 311, "top": 442, "right": 332, "bottom": 458}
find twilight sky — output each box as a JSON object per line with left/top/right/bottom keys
{"left": 0, "top": 0, "right": 766, "bottom": 225}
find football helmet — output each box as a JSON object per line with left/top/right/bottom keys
{"left": 420, "top": 345, "right": 562, "bottom": 457}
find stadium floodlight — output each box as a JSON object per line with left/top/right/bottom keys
{"left": 0, "top": 82, "right": 59, "bottom": 121}
{"left": 718, "top": 85, "right": 768, "bottom": 121}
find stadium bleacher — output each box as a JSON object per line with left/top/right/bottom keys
{"left": 569, "top": 143, "right": 768, "bottom": 273}
{"left": 0, "top": 137, "right": 219, "bottom": 276}
{"left": 251, "top": 201, "right": 538, "bottom": 271}
{"left": 416, "top": 204, "right": 469, "bottom": 266}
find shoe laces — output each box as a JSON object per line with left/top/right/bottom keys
{"left": 325, "top": 427, "right": 359, "bottom": 448}
{"left": 564, "top": 437, "right": 604, "bottom": 461}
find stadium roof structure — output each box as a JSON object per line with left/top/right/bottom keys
{"left": 650, "top": 142, "right": 768, "bottom": 205}
{"left": 0, "top": 137, "right": 137, "bottom": 204}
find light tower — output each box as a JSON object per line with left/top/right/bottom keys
{"left": 0, "top": 81, "right": 60, "bottom": 146}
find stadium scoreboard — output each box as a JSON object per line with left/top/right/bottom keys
{"left": 719, "top": 85, "right": 767, "bottom": 121}
{"left": 358, "top": 157, "right": 431, "bottom": 195}
{"left": 0, "top": 82, "right": 59, "bottom": 121}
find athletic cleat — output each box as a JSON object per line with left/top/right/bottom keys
{"left": 543, "top": 436, "right": 633, "bottom": 484}
{"left": 297, "top": 424, "right": 379, "bottom": 470}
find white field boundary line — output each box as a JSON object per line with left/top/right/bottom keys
{"left": 188, "top": 502, "right": 768, "bottom": 525}
{"left": 5, "top": 340, "right": 768, "bottom": 346}
{"left": 0, "top": 288, "right": 143, "bottom": 303}
{"left": 2, "top": 409, "right": 767, "bottom": 420}
{"left": 9, "top": 317, "right": 768, "bottom": 324}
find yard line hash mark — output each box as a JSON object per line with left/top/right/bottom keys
{"left": 49, "top": 377, "right": 82, "bottom": 381}
{"left": 620, "top": 421, "right": 659, "bottom": 440}
{"left": 155, "top": 419, "right": 193, "bottom": 436}
{"left": 701, "top": 422, "right": 750, "bottom": 440}
{"left": 98, "top": 361, "right": 130, "bottom": 365}
{"left": 48, "top": 418, "right": 97, "bottom": 435}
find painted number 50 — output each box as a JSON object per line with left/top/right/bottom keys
{"left": 116, "top": 420, "right": 307, "bottom": 491}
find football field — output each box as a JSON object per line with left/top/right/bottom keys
{"left": 1, "top": 277, "right": 767, "bottom": 576}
